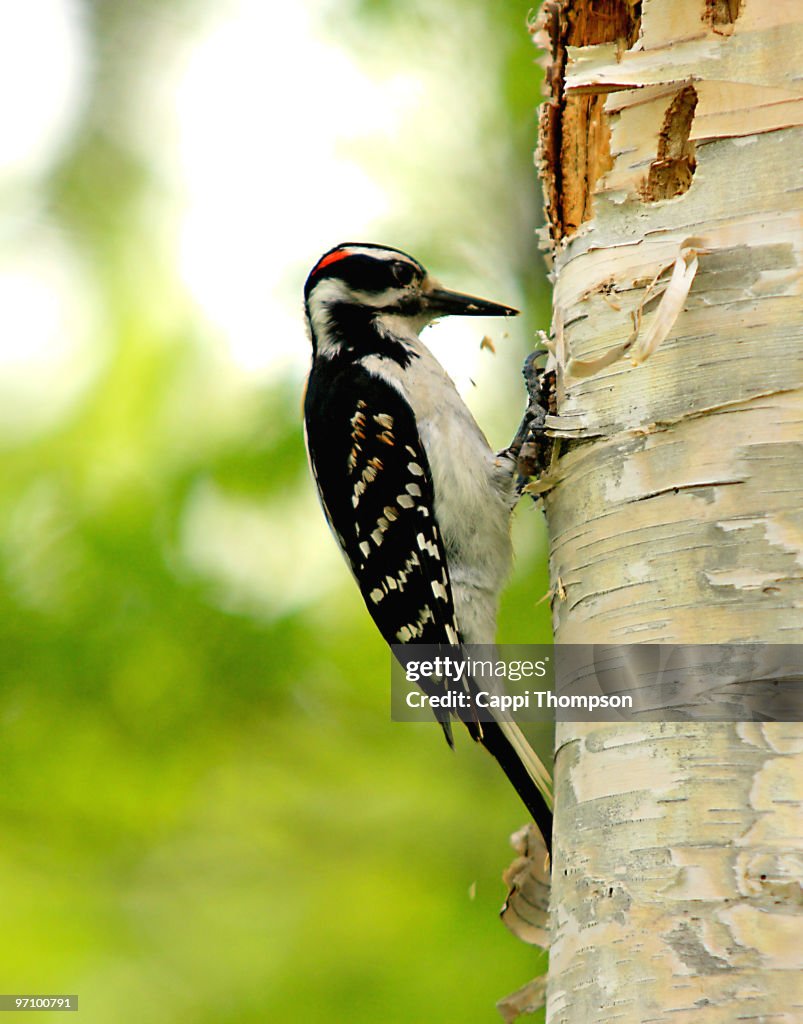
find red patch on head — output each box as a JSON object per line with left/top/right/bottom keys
{"left": 312, "top": 248, "right": 352, "bottom": 276}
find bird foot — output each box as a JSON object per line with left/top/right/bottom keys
{"left": 498, "top": 354, "right": 556, "bottom": 491}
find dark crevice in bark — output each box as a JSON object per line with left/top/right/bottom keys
{"left": 704, "top": 0, "right": 743, "bottom": 34}
{"left": 640, "top": 85, "right": 698, "bottom": 202}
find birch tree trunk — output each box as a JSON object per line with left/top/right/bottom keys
{"left": 530, "top": 2, "right": 803, "bottom": 1021}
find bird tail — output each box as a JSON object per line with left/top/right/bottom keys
{"left": 452, "top": 652, "right": 553, "bottom": 853}
{"left": 407, "top": 643, "right": 554, "bottom": 856}
{"left": 473, "top": 716, "right": 554, "bottom": 858}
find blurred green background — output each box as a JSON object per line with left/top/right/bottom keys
{"left": 0, "top": 1, "right": 553, "bottom": 1020}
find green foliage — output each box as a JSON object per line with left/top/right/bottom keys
{"left": 0, "top": 1, "right": 552, "bottom": 1020}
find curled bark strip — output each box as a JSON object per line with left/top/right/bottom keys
{"left": 565, "top": 337, "right": 632, "bottom": 378}
{"left": 630, "top": 242, "right": 703, "bottom": 364}
{"left": 500, "top": 823, "right": 551, "bottom": 949}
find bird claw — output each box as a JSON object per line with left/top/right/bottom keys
{"left": 503, "top": 354, "right": 556, "bottom": 492}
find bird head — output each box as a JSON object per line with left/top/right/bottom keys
{"left": 304, "top": 243, "right": 518, "bottom": 354}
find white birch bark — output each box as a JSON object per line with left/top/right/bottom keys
{"left": 528, "top": 1, "right": 803, "bottom": 1020}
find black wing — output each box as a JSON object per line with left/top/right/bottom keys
{"left": 305, "top": 357, "right": 466, "bottom": 742}
{"left": 305, "top": 359, "right": 460, "bottom": 649}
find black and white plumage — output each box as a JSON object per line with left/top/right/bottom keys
{"left": 303, "top": 243, "right": 553, "bottom": 851}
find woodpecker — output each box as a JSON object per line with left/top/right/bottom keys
{"left": 303, "top": 242, "right": 553, "bottom": 851}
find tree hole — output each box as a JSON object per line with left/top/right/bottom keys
{"left": 641, "top": 85, "right": 698, "bottom": 202}
{"left": 704, "top": 0, "right": 743, "bottom": 34}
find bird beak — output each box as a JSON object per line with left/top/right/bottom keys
{"left": 421, "top": 280, "right": 519, "bottom": 318}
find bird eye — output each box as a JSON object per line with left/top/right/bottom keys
{"left": 392, "top": 262, "right": 415, "bottom": 287}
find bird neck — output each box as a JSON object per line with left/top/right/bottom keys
{"left": 308, "top": 301, "right": 421, "bottom": 370}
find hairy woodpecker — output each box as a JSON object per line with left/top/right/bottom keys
{"left": 303, "top": 243, "right": 553, "bottom": 851}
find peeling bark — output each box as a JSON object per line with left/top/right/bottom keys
{"left": 527, "top": 1, "right": 803, "bottom": 1021}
